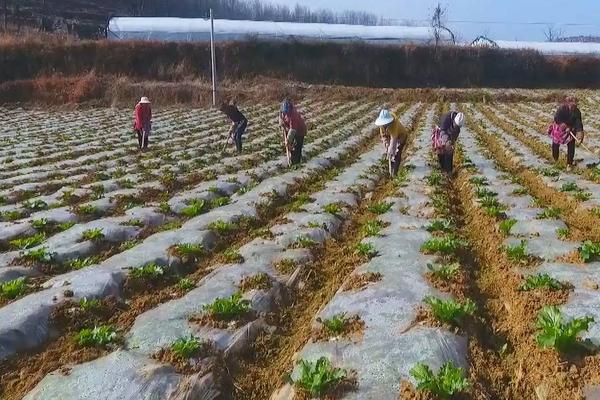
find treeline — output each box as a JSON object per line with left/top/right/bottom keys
{"left": 126, "top": 0, "right": 379, "bottom": 25}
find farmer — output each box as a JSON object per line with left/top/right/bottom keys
{"left": 133, "top": 96, "right": 152, "bottom": 151}
{"left": 279, "top": 100, "right": 307, "bottom": 165}
{"left": 548, "top": 96, "right": 584, "bottom": 170}
{"left": 220, "top": 100, "right": 248, "bottom": 153}
{"left": 375, "top": 108, "right": 408, "bottom": 177}
{"left": 433, "top": 111, "right": 465, "bottom": 174}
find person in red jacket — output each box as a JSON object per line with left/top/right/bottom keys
{"left": 279, "top": 100, "right": 307, "bottom": 165}
{"left": 134, "top": 96, "right": 152, "bottom": 151}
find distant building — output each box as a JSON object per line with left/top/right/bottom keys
{"left": 107, "top": 17, "right": 446, "bottom": 44}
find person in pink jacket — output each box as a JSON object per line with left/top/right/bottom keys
{"left": 134, "top": 96, "right": 152, "bottom": 151}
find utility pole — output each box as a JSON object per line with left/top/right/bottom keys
{"left": 210, "top": 8, "right": 217, "bottom": 107}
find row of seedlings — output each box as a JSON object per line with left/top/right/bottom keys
{"left": 18, "top": 107, "right": 420, "bottom": 400}
{"left": 0, "top": 103, "right": 418, "bottom": 387}
{"left": 458, "top": 116, "right": 600, "bottom": 398}
{"left": 270, "top": 107, "right": 473, "bottom": 399}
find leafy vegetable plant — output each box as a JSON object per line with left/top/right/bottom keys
{"left": 130, "top": 263, "right": 164, "bottom": 279}
{"left": 211, "top": 196, "right": 230, "bottom": 208}
{"left": 367, "top": 202, "right": 393, "bottom": 215}
{"left": 536, "top": 306, "right": 594, "bottom": 352}
{"left": 9, "top": 232, "right": 46, "bottom": 250}
{"left": 202, "top": 292, "right": 250, "bottom": 320}
{"left": 499, "top": 219, "right": 517, "bottom": 236}
{"left": 81, "top": 228, "right": 104, "bottom": 242}
{"left": 181, "top": 199, "right": 206, "bottom": 217}
{"left": 294, "top": 357, "right": 347, "bottom": 397}
{"left": 0, "top": 277, "right": 27, "bottom": 300}
{"left": 21, "top": 247, "right": 53, "bottom": 263}
{"left": 75, "top": 325, "right": 117, "bottom": 347}
{"left": 504, "top": 240, "right": 528, "bottom": 263}
{"left": 424, "top": 296, "right": 476, "bottom": 325}
{"left": 68, "top": 256, "right": 102, "bottom": 270}
{"left": 420, "top": 235, "right": 466, "bottom": 255}
{"left": 580, "top": 241, "right": 600, "bottom": 263}
{"left": 79, "top": 298, "right": 101, "bottom": 311}
{"left": 537, "top": 208, "right": 561, "bottom": 219}
{"left": 208, "top": 220, "right": 236, "bottom": 235}
{"left": 410, "top": 362, "right": 470, "bottom": 398}
{"left": 426, "top": 219, "right": 454, "bottom": 233}
{"left": 176, "top": 278, "right": 196, "bottom": 291}
{"left": 323, "top": 203, "right": 342, "bottom": 215}
{"left": 427, "top": 262, "right": 460, "bottom": 281}
{"left": 519, "top": 274, "right": 564, "bottom": 291}
{"left": 556, "top": 227, "right": 570, "bottom": 239}
{"left": 171, "top": 336, "right": 204, "bottom": 359}
{"left": 362, "top": 220, "right": 384, "bottom": 237}
{"left": 355, "top": 242, "right": 377, "bottom": 257}
{"left": 31, "top": 218, "right": 49, "bottom": 230}
{"left": 319, "top": 313, "right": 349, "bottom": 335}
{"left": 172, "top": 243, "right": 204, "bottom": 261}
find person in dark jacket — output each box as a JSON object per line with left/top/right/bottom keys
{"left": 133, "top": 97, "right": 152, "bottom": 151}
{"left": 549, "top": 96, "right": 584, "bottom": 170}
{"left": 435, "top": 111, "right": 465, "bottom": 173}
{"left": 220, "top": 100, "right": 248, "bottom": 153}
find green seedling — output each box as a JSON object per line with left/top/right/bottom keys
{"left": 427, "top": 171, "right": 444, "bottom": 186}
{"left": 222, "top": 248, "right": 244, "bottom": 263}
{"left": 426, "top": 219, "right": 454, "bottom": 233}
{"left": 181, "top": 199, "right": 206, "bottom": 217}
{"left": 239, "top": 273, "right": 271, "bottom": 291}
{"left": 23, "top": 199, "right": 47, "bottom": 210}
{"left": 560, "top": 182, "right": 579, "bottom": 192}
{"left": 556, "top": 228, "right": 570, "bottom": 239}
{"left": 294, "top": 357, "right": 347, "bottom": 397}
{"left": 574, "top": 191, "right": 592, "bottom": 202}
{"left": 171, "top": 336, "right": 204, "bottom": 359}
{"left": 420, "top": 235, "right": 466, "bottom": 255}
{"left": 9, "top": 232, "right": 46, "bottom": 250}
{"left": 172, "top": 243, "right": 204, "bottom": 261}
{"left": 367, "top": 202, "right": 393, "bottom": 215}
{"left": 476, "top": 187, "right": 497, "bottom": 198}
{"left": 130, "top": 263, "right": 164, "bottom": 279}
{"left": 293, "top": 235, "right": 316, "bottom": 248}
{"left": 427, "top": 262, "right": 460, "bottom": 281}
{"left": 512, "top": 187, "right": 529, "bottom": 196}
{"left": 68, "top": 255, "right": 103, "bottom": 270}
{"left": 410, "top": 362, "right": 470, "bottom": 398}
{"left": 157, "top": 221, "right": 182, "bottom": 232}
{"left": 539, "top": 167, "right": 560, "bottom": 177}
{"left": 31, "top": 218, "right": 49, "bottom": 230}
{"left": 319, "top": 313, "right": 348, "bottom": 335}
{"left": 504, "top": 240, "right": 528, "bottom": 262}
{"left": 78, "top": 297, "right": 101, "bottom": 311}
{"left": 536, "top": 306, "right": 594, "bottom": 352}
{"left": 122, "top": 219, "right": 144, "bottom": 227}
{"left": 307, "top": 221, "right": 322, "bottom": 229}
{"left": 355, "top": 242, "right": 378, "bottom": 257}
{"left": 58, "top": 221, "right": 76, "bottom": 231}
{"left": 537, "top": 208, "right": 561, "bottom": 219}
{"left": 323, "top": 203, "right": 343, "bottom": 215}
{"left": 202, "top": 292, "right": 250, "bottom": 320}
{"left": 77, "top": 204, "right": 98, "bottom": 215}
{"left": 21, "top": 247, "right": 53, "bottom": 264}
{"left": 0, "top": 277, "right": 27, "bottom": 300}
{"left": 81, "top": 228, "right": 104, "bottom": 242}
{"left": 499, "top": 219, "right": 517, "bottom": 236}
{"left": 362, "top": 220, "right": 384, "bottom": 237}
{"left": 75, "top": 325, "right": 117, "bottom": 347}
{"left": 290, "top": 194, "right": 312, "bottom": 211}
{"left": 424, "top": 296, "right": 476, "bottom": 325}
{"left": 208, "top": 220, "right": 236, "bottom": 235}
{"left": 119, "top": 239, "right": 141, "bottom": 251}
{"left": 469, "top": 176, "right": 488, "bottom": 186}
{"left": 580, "top": 241, "right": 600, "bottom": 263}
{"left": 274, "top": 258, "right": 297, "bottom": 274}
{"left": 210, "top": 196, "right": 230, "bottom": 208}
{"left": 2, "top": 210, "right": 22, "bottom": 221}
{"left": 519, "top": 274, "right": 564, "bottom": 291}
{"left": 176, "top": 278, "right": 196, "bottom": 291}
{"left": 158, "top": 202, "right": 171, "bottom": 214}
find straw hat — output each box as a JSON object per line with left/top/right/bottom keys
{"left": 375, "top": 109, "right": 394, "bottom": 126}
{"left": 140, "top": 97, "right": 151, "bottom": 104}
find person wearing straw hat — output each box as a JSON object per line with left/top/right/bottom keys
{"left": 548, "top": 96, "right": 584, "bottom": 171}
{"left": 375, "top": 108, "right": 408, "bottom": 177}
{"left": 133, "top": 96, "right": 152, "bottom": 151}
{"left": 279, "top": 100, "right": 307, "bottom": 165}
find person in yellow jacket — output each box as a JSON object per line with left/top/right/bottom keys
{"left": 375, "top": 108, "right": 408, "bottom": 177}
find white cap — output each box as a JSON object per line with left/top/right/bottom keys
{"left": 140, "top": 97, "right": 151, "bottom": 104}
{"left": 375, "top": 109, "right": 394, "bottom": 126}
{"left": 454, "top": 112, "right": 465, "bottom": 127}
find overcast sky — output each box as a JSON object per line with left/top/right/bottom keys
{"left": 270, "top": 0, "right": 600, "bottom": 41}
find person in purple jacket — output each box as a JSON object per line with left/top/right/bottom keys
{"left": 435, "top": 111, "right": 465, "bottom": 174}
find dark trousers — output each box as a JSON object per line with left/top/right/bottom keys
{"left": 552, "top": 141, "right": 575, "bottom": 165}
{"left": 233, "top": 119, "right": 248, "bottom": 153}
{"left": 136, "top": 129, "right": 149, "bottom": 149}
{"left": 438, "top": 151, "right": 454, "bottom": 173}
{"left": 389, "top": 140, "right": 406, "bottom": 177}
{"left": 291, "top": 134, "right": 304, "bottom": 165}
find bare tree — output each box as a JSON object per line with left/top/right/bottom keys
{"left": 544, "top": 25, "right": 564, "bottom": 42}
{"left": 430, "top": 3, "right": 455, "bottom": 46}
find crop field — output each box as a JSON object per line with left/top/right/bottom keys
{"left": 2, "top": 93, "right": 600, "bottom": 399}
